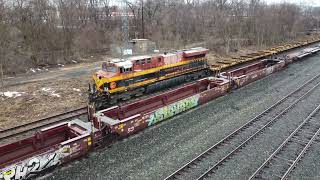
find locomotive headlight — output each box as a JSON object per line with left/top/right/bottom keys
{"left": 110, "top": 82, "right": 117, "bottom": 89}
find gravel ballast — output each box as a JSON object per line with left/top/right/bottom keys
{"left": 206, "top": 86, "right": 320, "bottom": 180}
{"left": 46, "top": 54, "right": 320, "bottom": 180}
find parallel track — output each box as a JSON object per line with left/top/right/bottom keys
{"left": 165, "top": 73, "right": 320, "bottom": 180}
{"left": 249, "top": 104, "right": 320, "bottom": 180}
{"left": 0, "top": 80, "right": 199, "bottom": 144}
{"left": 0, "top": 107, "right": 87, "bottom": 142}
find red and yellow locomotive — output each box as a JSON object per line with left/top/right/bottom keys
{"left": 89, "top": 47, "right": 210, "bottom": 109}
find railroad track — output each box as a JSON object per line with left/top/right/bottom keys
{"left": 0, "top": 107, "right": 87, "bottom": 142}
{"left": 165, "top": 73, "right": 320, "bottom": 180}
{"left": 249, "top": 104, "right": 320, "bottom": 180}
{"left": 0, "top": 80, "right": 199, "bottom": 144}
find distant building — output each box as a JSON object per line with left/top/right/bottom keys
{"left": 129, "top": 39, "right": 157, "bottom": 55}
{"left": 110, "top": 11, "right": 134, "bottom": 18}
{"left": 111, "top": 39, "right": 157, "bottom": 56}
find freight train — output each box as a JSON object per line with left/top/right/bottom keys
{"left": 89, "top": 47, "right": 210, "bottom": 110}
{"left": 1, "top": 44, "right": 320, "bottom": 180}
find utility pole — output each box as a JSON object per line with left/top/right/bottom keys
{"left": 0, "top": 63, "right": 3, "bottom": 92}
{"left": 122, "top": 0, "right": 130, "bottom": 56}
{"left": 141, "top": 0, "right": 145, "bottom": 38}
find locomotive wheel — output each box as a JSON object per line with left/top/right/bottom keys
{"left": 134, "top": 87, "right": 145, "bottom": 97}
{"left": 121, "top": 94, "right": 131, "bottom": 101}
{"left": 109, "top": 98, "right": 118, "bottom": 105}
{"left": 185, "top": 75, "right": 192, "bottom": 82}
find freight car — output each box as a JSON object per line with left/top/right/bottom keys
{"left": 89, "top": 47, "right": 210, "bottom": 110}
{"left": 284, "top": 45, "right": 320, "bottom": 63}
{"left": 0, "top": 121, "right": 94, "bottom": 180}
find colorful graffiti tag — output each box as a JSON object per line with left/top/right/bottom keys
{"left": 147, "top": 94, "right": 200, "bottom": 126}
{"left": 0, "top": 146, "right": 70, "bottom": 180}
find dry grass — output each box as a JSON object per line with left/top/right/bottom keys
{"left": 0, "top": 77, "right": 89, "bottom": 130}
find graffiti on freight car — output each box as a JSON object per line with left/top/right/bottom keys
{"left": 147, "top": 94, "right": 200, "bottom": 126}
{"left": 266, "top": 66, "right": 274, "bottom": 75}
{"left": 0, "top": 146, "right": 70, "bottom": 180}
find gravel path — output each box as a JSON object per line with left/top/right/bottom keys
{"left": 45, "top": 54, "right": 320, "bottom": 180}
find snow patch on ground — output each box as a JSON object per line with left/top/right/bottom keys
{"left": 28, "top": 68, "right": 49, "bottom": 74}
{"left": 41, "top": 88, "right": 61, "bottom": 97}
{"left": 0, "top": 91, "right": 26, "bottom": 98}
{"left": 72, "top": 60, "right": 78, "bottom": 63}
{"left": 73, "top": 88, "right": 81, "bottom": 92}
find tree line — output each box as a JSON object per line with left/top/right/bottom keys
{"left": 0, "top": 0, "right": 320, "bottom": 74}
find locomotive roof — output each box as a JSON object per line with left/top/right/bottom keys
{"left": 116, "top": 60, "right": 133, "bottom": 69}
{"left": 109, "top": 47, "right": 208, "bottom": 66}
{"left": 127, "top": 55, "right": 152, "bottom": 61}
{"left": 183, "top": 47, "right": 209, "bottom": 54}
{"left": 109, "top": 58, "right": 133, "bottom": 68}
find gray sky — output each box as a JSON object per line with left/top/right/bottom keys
{"left": 266, "top": 0, "right": 320, "bottom": 7}
{"left": 110, "top": 0, "right": 320, "bottom": 7}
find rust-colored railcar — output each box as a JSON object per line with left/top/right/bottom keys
{"left": 0, "top": 121, "right": 93, "bottom": 180}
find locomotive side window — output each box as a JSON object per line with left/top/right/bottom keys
{"left": 158, "top": 57, "right": 161, "bottom": 63}
{"left": 136, "top": 60, "right": 140, "bottom": 65}
{"left": 147, "top": 58, "right": 151, "bottom": 63}
{"left": 141, "top": 59, "right": 146, "bottom": 65}
{"left": 120, "top": 67, "right": 132, "bottom": 73}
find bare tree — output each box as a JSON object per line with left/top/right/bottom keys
{"left": 0, "top": 0, "right": 319, "bottom": 75}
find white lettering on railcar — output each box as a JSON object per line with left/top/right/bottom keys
{"left": 0, "top": 146, "right": 70, "bottom": 180}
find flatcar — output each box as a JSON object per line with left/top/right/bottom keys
{"left": 89, "top": 47, "right": 211, "bottom": 110}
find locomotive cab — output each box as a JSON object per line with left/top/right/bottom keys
{"left": 94, "top": 59, "right": 133, "bottom": 92}
{"left": 101, "top": 59, "right": 133, "bottom": 74}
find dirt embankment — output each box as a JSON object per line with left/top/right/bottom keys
{"left": 0, "top": 62, "right": 95, "bottom": 130}
{"left": 0, "top": 77, "right": 89, "bottom": 130}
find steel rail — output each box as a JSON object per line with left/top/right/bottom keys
{"left": 165, "top": 73, "right": 320, "bottom": 180}
{"left": 195, "top": 82, "right": 320, "bottom": 180}
{"left": 249, "top": 104, "right": 320, "bottom": 180}
{"left": 0, "top": 80, "right": 199, "bottom": 143}
{"left": 0, "top": 106, "right": 87, "bottom": 142}
{"left": 281, "top": 126, "right": 320, "bottom": 180}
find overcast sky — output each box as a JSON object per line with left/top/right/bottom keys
{"left": 266, "top": 0, "right": 320, "bottom": 6}
{"left": 110, "top": 0, "right": 320, "bottom": 7}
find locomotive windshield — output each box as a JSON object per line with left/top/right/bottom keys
{"left": 106, "top": 66, "right": 118, "bottom": 73}
{"left": 102, "top": 62, "right": 118, "bottom": 73}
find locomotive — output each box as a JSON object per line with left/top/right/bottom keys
{"left": 89, "top": 47, "right": 211, "bottom": 110}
